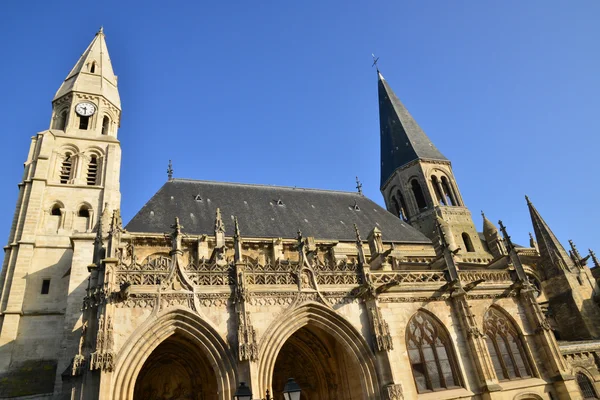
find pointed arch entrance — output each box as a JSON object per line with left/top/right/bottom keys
{"left": 111, "top": 308, "right": 237, "bottom": 400}
{"left": 258, "top": 303, "right": 380, "bottom": 400}
{"left": 133, "top": 334, "right": 218, "bottom": 399}
{"left": 272, "top": 325, "right": 364, "bottom": 400}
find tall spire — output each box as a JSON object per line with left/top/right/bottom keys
{"left": 526, "top": 196, "right": 574, "bottom": 275}
{"left": 54, "top": 29, "right": 120, "bottom": 108}
{"left": 377, "top": 71, "right": 447, "bottom": 188}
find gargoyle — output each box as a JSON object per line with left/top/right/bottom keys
{"left": 116, "top": 282, "right": 131, "bottom": 301}
{"left": 463, "top": 278, "right": 485, "bottom": 292}
{"left": 368, "top": 248, "right": 393, "bottom": 270}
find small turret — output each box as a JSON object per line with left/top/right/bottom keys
{"left": 481, "top": 212, "right": 506, "bottom": 258}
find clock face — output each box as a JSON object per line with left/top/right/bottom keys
{"left": 75, "top": 102, "right": 96, "bottom": 117}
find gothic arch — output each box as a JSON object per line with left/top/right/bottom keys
{"left": 574, "top": 368, "right": 599, "bottom": 399}
{"left": 405, "top": 308, "right": 464, "bottom": 392}
{"left": 513, "top": 393, "right": 544, "bottom": 400}
{"left": 482, "top": 304, "right": 539, "bottom": 381}
{"left": 257, "top": 302, "right": 380, "bottom": 399}
{"left": 483, "top": 305, "right": 528, "bottom": 339}
{"left": 111, "top": 307, "right": 237, "bottom": 400}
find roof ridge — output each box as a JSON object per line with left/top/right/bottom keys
{"left": 170, "top": 178, "right": 361, "bottom": 195}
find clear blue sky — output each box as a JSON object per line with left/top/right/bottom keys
{"left": 1, "top": 1, "right": 598, "bottom": 255}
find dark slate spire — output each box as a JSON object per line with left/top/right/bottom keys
{"left": 526, "top": 196, "right": 574, "bottom": 275}
{"left": 378, "top": 71, "right": 447, "bottom": 188}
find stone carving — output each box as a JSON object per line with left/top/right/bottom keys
{"left": 371, "top": 271, "right": 446, "bottom": 285}
{"left": 458, "top": 270, "right": 512, "bottom": 284}
{"left": 369, "top": 303, "right": 394, "bottom": 351}
{"left": 160, "top": 293, "right": 195, "bottom": 310}
{"left": 90, "top": 316, "right": 115, "bottom": 372}
{"left": 383, "top": 383, "right": 403, "bottom": 400}
{"left": 115, "top": 293, "right": 157, "bottom": 309}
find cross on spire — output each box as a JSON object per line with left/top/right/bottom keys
{"left": 371, "top": 53, "right": 380, "bottom": 72}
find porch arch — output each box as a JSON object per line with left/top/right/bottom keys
{"left": 111, "top": 307, "right": 237, "bottom": 400}
{"left": 257, "top": 302, "right": 380, "bottom": 399}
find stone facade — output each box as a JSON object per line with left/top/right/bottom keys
{"left": 1, "top": 30, "right": 600, "bottom": 400}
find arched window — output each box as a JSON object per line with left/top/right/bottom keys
{"left": 51, "top": 204, "right": 62, "bottom": 216}
{"left": 79, "top": 115, "right": 90, "bottom": 130}
{"left": 60, "top": 153, "right": 74, "bottom": 184}
{"left": 411, "top": 179, "right": 427, "bottom": 211}
{"left": 462, "top": 233, "right": 475, "bottom": 252}
{"left": 431, "top": 176, "right": 446, "bottom": 205}
{"left": 406, "top": 311, "right": 461, "bottom": 393}
{"left": 576, "top": 372, "right": 598, "bottom": 399}
{"left": 101, "top": 116, "right": 110, "bottom": 135}
{"left": 78, "top": 206, "right": 90, "bottom": 218}
{"left": 87, "top": 155, "right": 98, "bottom": 185}
{"left": 396, "top": 190, "right": 409, "bottom": 221}
{"left": 90, "top": 62, "right": 96, "bottom": 73}
{"left": 392, "top": 196, "right": 400, "bottom": 217}
{"left": 441, "top": 176, "right": 456, "bottom": 206}
{"left": 53, "top": 110, "right": 68, "bottom": 130}
{"left": 483, "top": 308, "right": 531, "bottom": 381}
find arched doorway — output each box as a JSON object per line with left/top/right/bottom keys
{"left": 134, "top": 334, "right": 218, "bottom": 399}
{"left": 271, "top": 325, "right": 364, "bottom": 400}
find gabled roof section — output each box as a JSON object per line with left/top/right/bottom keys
{"left": 125, "top": 179, "right": 432, "bottom": 243}
{"left": 527, "top": 196, "right": 574, "bottom": 274}
{"left": 54, "top": 28, "right": 120, "bottom": 108}
{"left": 378, "top": 71, "right": 447, "bottom": 188}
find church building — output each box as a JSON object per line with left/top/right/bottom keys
{"left": 1, "top": 29, "right": 600, "bottom": 400}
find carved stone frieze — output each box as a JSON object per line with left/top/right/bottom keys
{"left": 160, "top": 293, "right": 196, "bottom": 311}
{"left": 115, "top": 293, "right": 157, "bottom": 309}
{"left": 197, "top": 293, "right": 230, "bottom": 307}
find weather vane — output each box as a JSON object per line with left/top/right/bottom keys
{"left": 356, "top": 176, "right": 363, "bottom": 195}
{"left": 371, "top": 53, "right": 380, "bottom": 72}
{"left": 167, "top": 160, "right": 173, "bottom": 181}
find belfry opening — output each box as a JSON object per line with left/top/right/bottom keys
{"left": 133, "top": 334, "right": 218, "bottom": 400}
{"left": 271, "top": 325, "right": 365, "bottom": 400}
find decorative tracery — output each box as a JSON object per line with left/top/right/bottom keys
{"left": 483, "top": 308, "right": 531, "bottom": 381}
{"left": 406, "top": 311, "right": 461, "bottom": 392}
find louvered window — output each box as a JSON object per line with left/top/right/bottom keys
{"left": 87, "top": 155, "right": 98, "bottom": 185}
{"left": 60, "top": 153, "right": 73, "bottom": 184}
{"left": 577, "top": 373, "right": 598, "bottom": 399}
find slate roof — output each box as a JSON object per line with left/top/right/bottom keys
{"left": 125, "top": 179, "right": 431, "bottom": 243}
{"left": 378, "top": 71, "right": 448, "bottom": 188}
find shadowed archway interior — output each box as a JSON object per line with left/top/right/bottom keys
{"left": 134, "top": 334, "right": 218, "bottom": 400}
{"left": 272, "top": 325, "right": 364, "bottom": 400}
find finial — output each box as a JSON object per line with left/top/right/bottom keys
{"left": 171, "top": 216, "right": 182, "bottom": 232}
{"left": 167, "top": 160, "right": 173, "bottom": 181}
{"left": 353, "top": 224, "right": 362, "bottom": 244}
{"left": 170, "top": 217, "right": 183, "bottom": 253}
{"left": 525, "top": 195, "right": 531, "bottom": 205}
{"left": 569, "top": 240, "right": 582, "bottom": 260}
{"left": 529, "top": 232, "right": 537, "bottom": 249}
{"left": 590, "top": 249, "right": 599, "bottom": 268}
{"left": 481, "top": 210, "right": 485, "bottom": 218}
{"left": 355, "top": 176, "right": 363, "bottom": 195}
{"left": 498, "top": 220, "right": 515, "bottom": 251}
{"left": 98, "top": 26, "right": 104, "bottom": 34}
{"left": 234, "top": 216, "right": 240, "bottom": 239}
{"left": 214, "top": 208, "right": 225, "bottom": 233}
{"left": 371, "top": 53, "right": 380, "bottom": 72}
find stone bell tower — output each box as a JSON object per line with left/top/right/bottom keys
{"left": 377, "top": 70, "right": 489, "bottom": 260}
{"left": 0, "top": 27, "right": 122, "bottom": 387}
